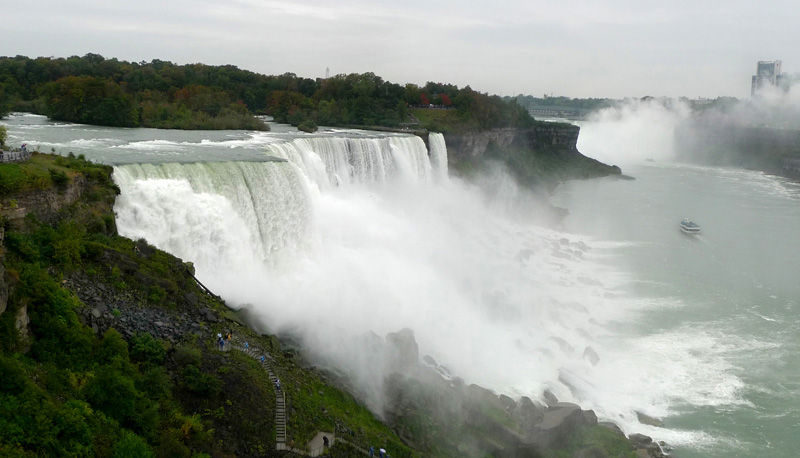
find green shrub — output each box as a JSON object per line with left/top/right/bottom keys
{"left": 113, "top": 430, "right": 154, "bottom": 458}
{"left": 84, "top": 367, "right": 138, "bottom": 421}
{"left": 136, "top": 366, "right": 172, "bottom": 401}
{"left": 147, "top": 285, "right": 167, "bottom": 304}
{"left": 0, "top": 165, "right": 26, "bottom": 195}
{"left": 49, "top": 169, "right": 69, "bottom": 188}
{"left": 180, "top": 365, "right": 221, "bottom": 397}
{"left": 297, "top": 119, "right": 318, "bottom": 133}
{"left": 95, "top": 329, "right": 130, "bottom": 365}
{"left": 173, "top": 345, "right": 202, "bottom": 367}
{"left": 130, "top": 332, "right": 166, "bottom": 365}
{"left": 0, "top": 356, "right": 29, "bottom": 395}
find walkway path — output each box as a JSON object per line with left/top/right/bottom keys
{"left": 230, "top": 335, "right": 288, "bottom": 447}
{"left": 222, "top": 334, "right": 379, "bottom": 457}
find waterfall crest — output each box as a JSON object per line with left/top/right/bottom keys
{"left": 263, "top": 135, "right": 432, "bottom": 188}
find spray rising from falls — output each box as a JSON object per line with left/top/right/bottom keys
{"left": 113, "top": 131, "right": 678, "bottom": 433}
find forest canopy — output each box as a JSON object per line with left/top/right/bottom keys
{"left": 0, "top": 54, "right": 535, "bottom": 132}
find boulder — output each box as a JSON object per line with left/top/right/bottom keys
{"left": 582, "top": 347, "right": 600, "bottom": 366}
{"left": 543, "top": 389, "right": 559, "bottom": 406}
{"left": 499, "top": 394, "right": 516, "bottom": 411}
{"left": 636, "top": 411, "right": 665, "bottom": 427}
{"left": 528, "top": 402, "right": 591, "bottom": 448}
{"left": 515, "top": 396, "right": 545, "bottom": 429}
{"left": 628, "top": 433, "right": 652, "bottom": 447}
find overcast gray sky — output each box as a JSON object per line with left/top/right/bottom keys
{"left": 3, "top": 0, "right": 799, "bottom": 99}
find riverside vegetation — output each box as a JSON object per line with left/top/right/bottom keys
{"left": 0, "top": 54, "right": 532, "bottom": 133}
{"left": 0, "top": 153, "right": 655, "bottom": 457}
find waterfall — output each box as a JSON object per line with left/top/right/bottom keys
{"left": 114, "top": 161, "right": 315, "bottom": 266}
{"left": 262, "top": 135, "right": 432, "bottom": 189}
{"left": 428, "top": 133, "right": 449, "bottom": 182}
{"left": 112, "top": 133, "right": 438, "bottom": 277}
{"left": 112, "top": 131, "right": 624, "bottom": 422}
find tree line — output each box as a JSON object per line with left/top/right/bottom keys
{"left": 0, "top": 54, "right": 535, "bottom": 132}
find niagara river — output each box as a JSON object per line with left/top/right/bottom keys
{"left": 3, "top": 112, "right": 800, "bottom": 457}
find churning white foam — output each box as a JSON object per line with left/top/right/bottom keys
{"left": 112, "top": 131, "right": 745, "bottom": 445}
{"left": 578, "top": 99, "right": 691, "bottom": 167}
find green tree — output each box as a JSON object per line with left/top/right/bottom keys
{"left": 113, "top": 430, "right": 155, "bottom": 458}
{"left": 0, "top": 125, "right": 7, "bottom": 148}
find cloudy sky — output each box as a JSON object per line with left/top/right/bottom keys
{"left": 3, "top": 0, "right": 799, "bottom": 99}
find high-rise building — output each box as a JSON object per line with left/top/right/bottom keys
{"left": 751, "top": 60, "right": 782, "bottom": 96}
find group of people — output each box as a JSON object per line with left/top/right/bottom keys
{"left": 368, "top": 446, "right": 388, "bottom": 458}
{"left": 216, "top": 330, "right": 233, "bottom": 351}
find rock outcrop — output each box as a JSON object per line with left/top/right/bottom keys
{"left": 440, "top": 125, "right": 621, "bottom": 190}
{"left": 382, "top": 329, "right": 610, "bottom": 458}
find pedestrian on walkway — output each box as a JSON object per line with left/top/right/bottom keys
{"left": 275, "top": 378, "right": 281, "bottom": 390}
{"left": 323, "top": 436, "right": 329, "bottom": 448}
{"left": 244, "top": 341, "right": 249, "bottom": 349}
{"left": 369, "top": 446, "right": 374, "bottom": 457}
{"left": 379, "top": 448, "right": 386, "bottom": 458}
{"left": 260, "top": 355, "right": 266, "bottom": 363}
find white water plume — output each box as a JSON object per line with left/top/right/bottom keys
{"left": 578, "top": 98, "right": 691, "bottom": 167}
{"left": 112, "top": 132, "right": 708, "bottom": 438}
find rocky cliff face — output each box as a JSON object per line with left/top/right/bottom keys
{"left": 3, "top": 174, "right": 92, "bottom": 224}
{"left": 440, "top": 124, "right": 620, "bottom": 190}
{"left": 443, "top": 125, "right": 579, "bottom": 160}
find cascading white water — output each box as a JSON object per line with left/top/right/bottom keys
{"left": 428, "top": 133, "right": 449, "bottom": 182}
{"left": 262, "top": 135, "right": 432, "bottom": 189}
{"left": 114, "top": 161, "right": 315, "bottom": 266}
{"left": 112, "top": 131, "right": 644, "bottom": 428}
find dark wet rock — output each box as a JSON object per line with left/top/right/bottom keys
{"left": 583, "top": 346, "right": 600, "bottom": 366}
{"left": 499, "top": 394, "right": 516, "bottom": 411}
{"left": 599, "top": 421, "right": 625, "bottom": 437}
{"left": 529, "top": 402, "right": 594, "bottom": 448}
{"left": 184, "top": 292, "right": 198, "bottom": 306}
{"left": 636, "top": 411, "right": 665, "bottom": 427}
{"left": 549, "top": 336, "right": 575, "bottom": 354}
{"left": 628, "top": 433, "right": 653, "bottom": 446}
{"left": 543, "top": 389, "right": 559, "bottom": 406}
{"left": 467, "top": 384, "right": 499, "bottom": 406}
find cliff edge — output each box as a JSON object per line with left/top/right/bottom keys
{"left": 441, "top": 123, "right": 621, "bottom": 190}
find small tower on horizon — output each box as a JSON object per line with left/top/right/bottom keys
{"left": 325, "top": 67, "right": 330, "bottom": 79}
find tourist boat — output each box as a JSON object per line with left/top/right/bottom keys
{"left": 680, "top": 218, "right": 701, "bottom": 234}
